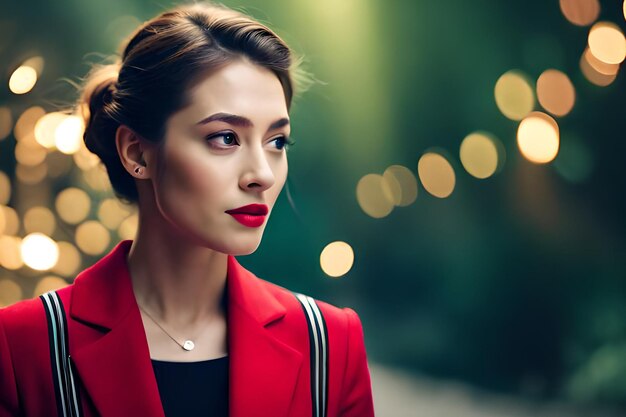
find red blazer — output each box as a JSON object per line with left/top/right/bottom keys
{"left": 0, "top": 239, "right": 375, "bottom": 417}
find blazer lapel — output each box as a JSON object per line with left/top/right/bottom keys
{"left": 69, "top": 240, "right": 164, "bottom": 417}
{"left": 227, "top": 254, "right": 303, "bottom": 417}
{"left": 68, "top": 240, "right": 302, "bottom": 417}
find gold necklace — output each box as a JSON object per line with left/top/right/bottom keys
{"left": 138, "top": 304, "right": 211, "bottom": 351}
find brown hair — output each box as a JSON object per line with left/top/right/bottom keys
{"left": 77, "top": 2, "right": 305, "bottom": 204}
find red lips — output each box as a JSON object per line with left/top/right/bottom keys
{"left": 225, "top": 204, "right": 269, "bottom": 215}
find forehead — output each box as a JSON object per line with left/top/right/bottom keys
{"left": 182, "top": 59, "right": 289, "bottom": 124}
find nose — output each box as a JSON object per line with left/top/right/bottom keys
{"left": 239, "top": 145, "right": 276, "bottom": 192}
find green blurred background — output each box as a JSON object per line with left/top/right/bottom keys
{"left": 1, "top": 0, "right": 626, "bottom": 414}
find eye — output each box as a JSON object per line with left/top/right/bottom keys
{"left": 205, "top": 131, "right": 239, "bottom": 148}
{"left": 271, "top": 135, "right": 296, "bottom": 151}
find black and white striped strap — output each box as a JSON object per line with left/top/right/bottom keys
{"left": 294, "top": 293, "right": 329, "bottom": 417}
{"left": 40, "top": 291, "right": 83, "bottom": 417}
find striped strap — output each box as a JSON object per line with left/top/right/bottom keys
{"left": 40, "top": 291, "right": 83, "bottom": 417}
{"left": 294, "top": 293, "right": 329, "bottom": 417}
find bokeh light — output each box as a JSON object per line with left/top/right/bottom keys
{"left": 55, "top": 187, "right": 91, "bottom": 224}
{"left": 22, "top": 56, "right": 45, "bottom": 75}
{"left": 98, "top": 198, "right": 133, "bottom": 229}
{"left": 320, "top": 241, "right": 354, "bottom": 278}
{"left": 559, "top": 0, "right": 600, "bottom": 26}
{"left": 580, "top": 51, "right": 617, "bottom": 86}
{"left": 494, "top": 70, "right": 535, "bottom": 121}
{"left": 24, "top": 206, "right": 56, "bottom": 235}
{"left": 0, "top": 280, "right": 23, "bottom": 307}
{"left": 418, "top": 152, "right": 456, "bottom": 198}
{"left": 73, "top": 141, "right": 101, "bottom": 171}
{"left": 21, "top": 233, "right": 59, "bottom": 271}
{"left": 584, "top": 47, "right": 619, "bottom": 75}
{"left": 0, "top": 107, "right": 12, "bottom": 140}
{"left": 15, "top": 163, "right": 48, "bottom": 185}
{"left": 33, "top": 276, "right": 69, "bottom": 297}
{"left": 0, "top": 171, "right": 11, "bottom": 205}
{"left": 9, "top": 65, "right": 37, "bottom": 94}
{"left": 517, "top": 111, "right": 560, "bottom": 164}
{"left": 588, "top": 22, "right": 626, "bottom": 65}
{"left": 356, "top": 173, "right": 395, "bottom": 218}
{"left": 118, "top": 213, "right": 138, "bottom": 240}
{"left": 14, "top": 106, "right": 45, "bottom": 142}
{"left": 0, "top": 205, "right": 19, "bottom": 235}
{"left": 83, "top": 164, "right": 112, "bottom": 191}
{"left": 51, "top": 241, "right": 82, "bottom": 277}
{"left": 536, "top": 69, "right": 576, "bottom": 117}
{"left": 55, "top": 115, "right": 84, "bottom": 154}
{"left": 34, "top": 112, "right": 67, "bottom": 149}
{"left": 382, "top": 165, "right": 418, "bottom": 207}
{"left": 75, "top": 220, "right": 110, "bottom": 255}
{"left": 15, "top": 140, "right": 47, "bottom": 166}
{"left": 0, "top": 235, "right": 23, "bottom": 270}
{"left": 460, "top": 132, "right": 501, "bottom": 179}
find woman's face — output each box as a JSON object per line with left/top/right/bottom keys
{"left": 147, "top": 59, "right": 290, "bottom": 255}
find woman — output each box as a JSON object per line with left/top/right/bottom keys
{"left": 0, "top": 2, "right": 374, "bottom": 417}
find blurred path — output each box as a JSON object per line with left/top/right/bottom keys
{"left": 369, "top": 363, "right": 625, "bottom": 417}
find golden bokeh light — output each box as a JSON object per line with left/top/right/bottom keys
{"left": 14, "top": 106, "right": 45, "bottom": 141}
{"left": 55, "top": 187, "right": 91, "bottom": 224}
{"left": 382, "top": 165, "right": 417, "bottom": 207}
{"left": 559, "top": 0, "right": 600, "bottom": 26}
{"left": 517, "top": 111, "right": 560, "bottom": 164}
{"left": 459, "top": 132, "right": 500, "bottom": 179}
{"left": 76, "top": 221, "right": 110, "bottom": 255}
{"left": 494, "top": 70, "right": 535, "bottom": 121}
{"left": 24, "top": 206, "right": 56, "bottom": 236}
{"left": 588, "top": 22, "right": 626, "bottom": 65}
{"left": 21, "top": 233, "right": 59, "bottom": 271}
{"left": 356, "top": 173, "right": 395, "bottom": 218}
{"left": 536, "top": 69, "right": 576, "bottom": 117}
{"left": 51, "top": 241, "right": 82, "bottom": 277}
{"left": 83, "top": 164, "right": 112, "bottom": 191}
{"left": 0, "top": 171, "right": 11, "bottom": 205}
{"left": 98, "top": 198, "right": 133, "bottom": 230}
{"left": 417, "top": 152, "right": 456, "bottom": 198}
{"left": 55, "top": 115, "right": 84, "bottom": 154}
{"left": 584, "top": 47, "right": 619, "bottom": 75}
{"left": 580, "top": 52, "right": 617, "bottom": 86}
{"left": 320, "top": 241, "right": 354, "bottom": 278}
{"left": 33, "top": 276, "right": 69, "bottom": 297}
{"left": 15, "top": 163, "right": 48, "bottom": 185}
{"left": 9, "top": 65, "right": 38, "bottom": 94}
{"left": 0, "top": 205, "right": 20, "bottom": 235}
{"left": 0, "top": 235, "right": 24, "bottom": 270}
{"left": 118, "top": 213, "right": 138, "bottom": 240}
{"left": 22, "top": 56, "right": 45, "bottom": 75}
{"left": 0, "top": 107, "right": 12, "bottom": 140}
{"left": 15, "top": 140, "right": 47, "bottom": 166}
{"left": 0, "top": 280, "right": 23, "bottom": 307}
{"left": 34, "top": 112, "right": 67, "bottom": 149}
{"left": 73, "top": 141, "right": 101, "bottom": 171}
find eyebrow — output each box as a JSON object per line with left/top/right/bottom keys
{"left": 196, "top": 112, "right": 290, "bottom": 131}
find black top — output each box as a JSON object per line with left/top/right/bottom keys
{"left": 151, "top": 355, "right": 229, "bottom": 417}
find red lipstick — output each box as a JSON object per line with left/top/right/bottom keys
{"left": 225, "top": 204, "right": 268, "bottom": 228}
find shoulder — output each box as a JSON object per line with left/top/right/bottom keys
{"left": 255, "top": 276, "right": 355, "bottom": 326}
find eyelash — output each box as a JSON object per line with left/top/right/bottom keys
{"left": 206, "top": 131, "right": 295, "bottom": 151}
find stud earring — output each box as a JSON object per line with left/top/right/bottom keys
{"left": 134, "top": 166, "right": 144, "bottom": 175}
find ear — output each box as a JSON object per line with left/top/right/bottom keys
{"left": 115, "top": 125, "right": 154, "bottom": 179}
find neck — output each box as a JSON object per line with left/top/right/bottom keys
{"left": 126, "top": 218, "right": 228, "bottom": 328}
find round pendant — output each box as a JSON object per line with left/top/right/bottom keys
{"left": 183, "top": 340, "right": 195, "bottom": 351}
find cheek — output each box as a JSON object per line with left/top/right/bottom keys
{"left": 154, "top": 148, "right": 227, "bottom": 213}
